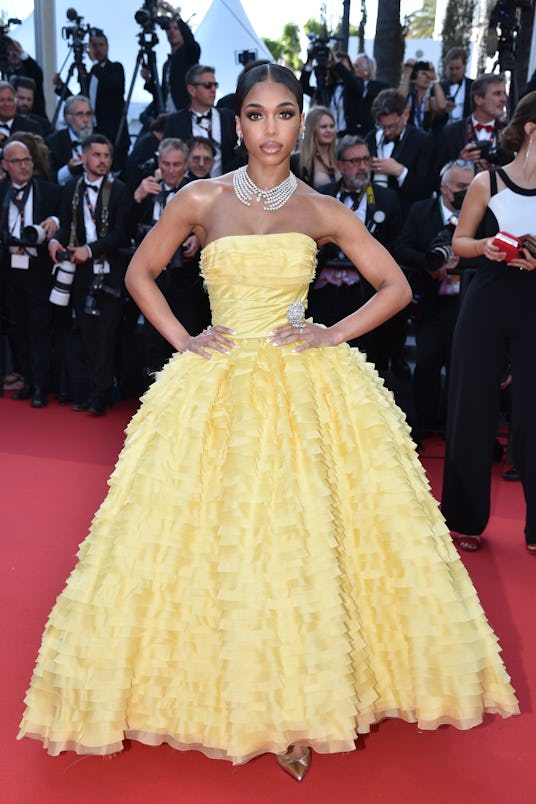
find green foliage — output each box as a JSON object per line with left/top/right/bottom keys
{"left": 406, "top": 0, "right": 437, "bottom": 39}
{"left": 262, "top": 38, "right": 283, "bottom": 62}
{"left": 262, "top": 22, "right": 302, "bottom": 71}
{"left": 440, "top": 0, "right": 476, "bottom": 72}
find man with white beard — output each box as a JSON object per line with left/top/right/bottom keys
{"left": 46, "top": 96, "right": 94, "bottom": 185}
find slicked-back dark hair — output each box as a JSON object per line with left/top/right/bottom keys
{"left": 234, "top": 63, "right": 303, "bottom": 116}
{"left": 81, "top": 133, "right": 113, "bottom": 155}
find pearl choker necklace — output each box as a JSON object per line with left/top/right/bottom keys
{"left": 233, "top": 166, "right": 298, "bottom": 211}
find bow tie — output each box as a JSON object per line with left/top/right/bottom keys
{"left": 194, "top": 111, "right": 212, "bottom": 125}
{"left": 71, "top": 140, "right": 81, "bottom": 148}
{"left": 474, "top": 122, "right": 494, "bottom": 133}
{"left": 84, "top": 182, "right": 100, "bottom": 193}
{"left": 340, "top": 190, "right": 360, "bottom": 204}
{"left": 12, "top": 183, "right": 29, "bottom": 198}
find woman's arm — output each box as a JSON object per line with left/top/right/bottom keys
{"left": 125, "top": 182, "right": 232, "bottom": 357}
{"left": 452, "top": 172, "right": 502, "bottom": 259}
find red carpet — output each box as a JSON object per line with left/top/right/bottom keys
{"left": 1, "top": 396, "right": 533, "bottom": 803}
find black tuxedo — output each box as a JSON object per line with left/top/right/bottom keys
{"left": 133, "top": 179, "right": 210, "bottom": 374}
{"left": 355, "top": 78, "right": 389, "bottom": 136}
{"left": 8, "top": 56, "right": 47, "bottom": 118}
{"left": 0, "top": 178, "right": 62, "bottom": 387}
{"left": 395, "top": 197, "right": 469, "bottom": 431}
{"left": 307, "top": 180, "right": 403, "bottom": 370}
{"left": 163, "top": 106, "right": 237, "bottom": 175}
{"left": 365, "top": 124, "right": 435, "bottom": 218}
{"left": 435, "top": 116, "right": 509, "bottom": 180}
{"left": 126, "top": 132, "right": 160, "bottom": 190}
{"left": 55, "top": 176, "right": 132, "bottom": 405}
{"left": 46, "top": 128, "right": 83, "bottom": 184}
{"left": 145, "top": 20, "right": 200, "bottom": 112}
{"left": 299, "top": 62, "right": 364, "bottom": 136}
{"left": 89, "top": 60, "right": 130, "bottom": 171}
{"left": 0, "top": 114, "right": 42, "bottom": 146}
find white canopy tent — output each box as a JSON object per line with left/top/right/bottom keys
{"left": 194, "top": 0, "right": 274, "bottom": 96}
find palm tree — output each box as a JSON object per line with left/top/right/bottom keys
{"left": 374, "top": 0, "right": 404, "bottom": 87}
{"left": 406, "top": 0, "right": 437, "bottom": 40}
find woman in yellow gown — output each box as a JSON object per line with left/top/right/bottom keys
{"left": 18, "top": 64, "right": 518, "bottom": 781}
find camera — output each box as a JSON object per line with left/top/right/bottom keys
{"left": 474, "top": 139, "right": 495, "bottom": 159}
{"left": 62, "top": 7, "right": 93, "bottom": 45}
{"left": 84, "top": 273, "right": 122, "bottom": 317}
{"left": 307, "top": 32, "right": 332, "bottom": 69}
{"left": 49, "top": 258, "right": 76, "bottom": 306}
{"left": 22, "top": 224, "right": 47, "bottom": 245}
{"left": 425, "top": 213, "right": 459, "bottom": 271}
{"left": 135, "top": 0, "right": 170, "bottom": 32}
{"left": 410, "top": 60, "right": 431, "bottom": 80}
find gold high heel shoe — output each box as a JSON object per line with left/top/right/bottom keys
{"left": 275, "top": 745, "right": 311, "bottom": 781}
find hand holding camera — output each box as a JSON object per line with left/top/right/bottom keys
{"left": 134, "top": 174, "right": 162, "bottom": 203}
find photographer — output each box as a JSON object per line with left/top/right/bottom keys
{"left": 0, "top": 81, "right": 41, "bottom": 147}
{"left": 133, "top": 136, "right": 209, "bottom": 377}
{"left": 432, "top": 47, "right": 473, "bottom": 127}
{"left": 141, "top": 2, "right": 200, "bottom": 115}
{"left": 4, "top": 37, "right": 47, "bottom": 119}
{"left": 45, "top": 95, "right": 94, "bottom": 185}
{"left": 0, "top": 139, "right": 62, "bottom": 407}
{"left": 49, "top": 134, "right": 131, "bottom": 415}
{"left": 300, "top": 47, "right": 363, "bottom": 136}
{"left": 395, "top": 159, "right": 475, "bottom": 441}
{"left": 13, "top": 77, "right": 53, "bottom": 137}
{"left": 399, "top": 58, "right": 447, "bottom": 132}
{"left": 436, "top": 73, "right": 511, "bottom": 179}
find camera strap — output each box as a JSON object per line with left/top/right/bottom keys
{"left": 70, "top": 175, "right": 113, "bottom": 248}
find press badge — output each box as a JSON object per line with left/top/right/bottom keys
{"left": 11, "top": 253, "right": 30, "bottom": 269}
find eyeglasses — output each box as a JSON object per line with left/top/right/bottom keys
{"left": 340, "top": 156, "right": 371, "bottom": 166}
{"left": 379, "top": 119, "right": 403, "bottom": 133}
{"left": 193, "top": 82, "right": 218, "bottom": 89}
{"left": 440, "top": 159, "right": 475, "bottom": 176}
{"left": 4, "top": 157, "right": 33, "bottom": 166}
{"left": 191, "top": 155, "right": 213, "bottom": 162}
{"left": 70, "top": 111, "right": 93, "bottom": 118}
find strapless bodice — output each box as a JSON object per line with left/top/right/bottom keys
{"left": 200, "top": 233, "right": 317, "bottom": 337}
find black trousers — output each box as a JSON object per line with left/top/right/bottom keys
{"left": 5, "top": 265, "right": 53, "bottom": 387}
{"left": 307, "top": 282, "right": 394, "bottom": 368}
{"left": 413, "top": 296, "right": 459, "bottom": 430}
{"left": 441, "top": 268, "right": 536, "bottom": 543}
{"left": 73, "top": 282, "right": 124, "bottom": 405}
{"left": 143, "top": 265, "right": 211, "bottom": 375}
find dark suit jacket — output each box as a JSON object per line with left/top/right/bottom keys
{"left": 163, "top": 106, "right": 237, "bottom": 174}
{"left": 317, "top": 180, "right": 402, "bottom": 254}
{"left": 365, "top": 124, "right": 435, "bottom": 217}
{"left": 126, "top": 132, "right": 160, "bottom": 190}
{"left": 394, "top": 197, "right": 474, "bottom": 317}
{"left": 8, "top": 56, "right": 47, "bottom": 118}
{"left": 0, "top": 178, "right": 61, "bottom": 286}
{"left": 435, "top": 116, "right": 509, "bottom": 181}
{"left": 0, "top": 114, "right": 42, "bottom": 143}
{"left": 45, "top": 128, "right": 82, "bottom": 182}
{"left": 300, "top": 62, "right": 364, "bottom": 136}
{"left": 90, "top": 60, "right": 130, "bottom": 158}
{"left": 145, "top": 20, "right": 200, "bottom": 112}
{"left": 354, "top": 78, "right": 389, "bottom": 137}
{"left": 55, "top": 176, "right": 132, "bottom": 291}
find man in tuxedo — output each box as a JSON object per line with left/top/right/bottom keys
{"left": 163, "top": 65, "right": 237, "bottom": 176}
{"left": 437, "top": 47, "right": 474, "bottom": 125}
{"left": 142, "top": 3, "right": 200, "bottom": 115}
{"left": 353, "top": 53, "right": 388, "bottom": 137}
{"left": 366, "top": 88, "right": 435, "bottom": 219}
{"left": 86, "top": 31, "right": 130, "bottom": 174}
{"left": 0, "top": 140, "right": 62, "bottom": 407}
{"left": 133, "top": 137, "right": 209, "bottom": 378}
{"left": 4, "top": 37, "right": 47, "bottom": 119}
{"left": 49, "top": 134, "right": 131, "bottom": 415}
{"left": 0, "top": 81, "right": 42, "bottom": 150}
{"left": 365, "top": 89, "right": 435, "bottom": 377}
{"left": 308, "top": 135, "right": 402, "bottom": 370}
{"left": 395, "top": 159, "right": 476, "bottom": 440}
{"left": 13, "top": 77, "right": 52, "bottom": 137}
{"left": 46, "top": 95, "right": 94, "bottom": 185}
{"left": 435, "top": 73, "right": 509, "bottom": 177}
{"left": 300, "top": 50, "right": 363, "bottom": 137}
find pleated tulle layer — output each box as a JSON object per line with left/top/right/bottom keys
{"left": 18, "top": 340, "right": 519, "bottom": 762}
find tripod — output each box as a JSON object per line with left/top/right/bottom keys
{"left": 115, "top": 29, "right": 164, "bottom": 154}
{"left": 493, "top": 42, "right": 518, "bottom": 119}
{"left": 51, "top": 43, "right": 90, "bottom": 129}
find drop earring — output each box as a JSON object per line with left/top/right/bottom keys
{"left": 237, "top": 134, "right": 243, "bottom": 147}
{"left": 524, "top": 132, "right": 534, "bottom": 169}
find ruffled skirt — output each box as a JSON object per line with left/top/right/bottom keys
{"left": 18, "top": 340, "right": 519, "bottom": 761}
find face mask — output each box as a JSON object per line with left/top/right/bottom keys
{"left": 451, "top": 188, "right": 467, "bottom": 210}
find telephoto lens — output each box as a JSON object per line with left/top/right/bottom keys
{"left": 49, "top": 260, "right": 76, "bottom": 306}
{"left": 22, "top": 224, "right": 47, "bottom": 245}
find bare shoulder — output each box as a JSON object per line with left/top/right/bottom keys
{"left": 293, "top": 180, "right": 366, "bottom": 246}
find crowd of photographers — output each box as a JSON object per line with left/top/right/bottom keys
{"left": 0, "top": 7, "right": 525, "bottom": 463}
